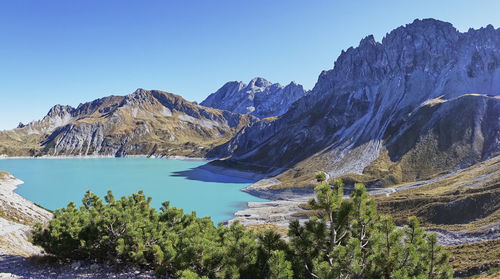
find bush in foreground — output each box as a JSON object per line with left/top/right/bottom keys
{"left": 33, "top": 176, "right": 452, "bottom": 278}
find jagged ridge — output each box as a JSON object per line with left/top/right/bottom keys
{"left": 208, "top": 19, "right": 500, "bottom": 187}
{"left": 201, "top": 77, "right": 307, "bottom": 119}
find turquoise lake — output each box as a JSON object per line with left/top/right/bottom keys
{"left": 0, "top": 158, "right": 265, "bottom": 224}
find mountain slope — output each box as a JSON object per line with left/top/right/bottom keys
{"left": 208, "top": 19, "right": 500, "bottom": 188}
{"left": 0, "top": 89, "right": 255, "bottom": 157}
{"left": 201, "top": 77, "right": 307, "bottom": 119}
{"left": 347, "top": 94, "right": 500, "bottom": 186}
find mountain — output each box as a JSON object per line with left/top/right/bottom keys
{"left": 200, "top": 77, "right": 307, "bottom": 119}
{"left": 208, "top": 19, "right": 500, "bottom": 188}
{"left": 0, "top": 89, "right": 255, "bottom": 157}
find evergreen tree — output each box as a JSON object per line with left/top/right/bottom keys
{"left": 268, "top": 250, "right": 293, "bottom": 279}
{"left": 251, "top": 229, "right": 289, "bottom": 278}
{"left": 288, "top": 173, "right": 452, "bottom": 279}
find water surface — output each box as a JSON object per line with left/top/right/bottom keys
{"left": 0, "top": 158, "right": 265, "bottom": 224}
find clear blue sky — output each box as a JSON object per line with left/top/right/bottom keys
{"left": 1, "top": 0, "right": 499, "bottom": 130}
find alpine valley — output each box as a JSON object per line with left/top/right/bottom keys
{"left": 1, "top": 18, "right": 500, "bottom": 276}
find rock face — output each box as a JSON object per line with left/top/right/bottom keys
{"left": 201, "top": 77, "right": 307, "bottom": 119}
{"left": 209, "top": 19, "right": 500, "bottom": 187}
{"left": 0, "top": 89, "right": 256, "bottom": 157}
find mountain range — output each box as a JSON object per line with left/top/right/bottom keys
{"left": 207, "top": 19, "right": 500, "bottom": 188}
{"left": 0, "top": 89, "right": 255, "bottom": 157}
{"left": 1, "top": 19, "right": 499, "bottom": 192}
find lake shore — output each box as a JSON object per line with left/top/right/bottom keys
{"left": 192, "top": 165, "right": 314, "bottom": 227}
{"left": 0, "top": 173, "right": 52, "bottom": 257}
{"left": 0, "top": 154, "right": 209, "bottom": 161}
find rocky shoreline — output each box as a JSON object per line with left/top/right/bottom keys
{"left": 228, "top": 178, "right": 314, "bottom": 227}
{"left": 0, "top": 174, "right": 52, "bottom": 256}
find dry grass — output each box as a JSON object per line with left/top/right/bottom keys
{"left": 446, "top": 239, "right": 500, "bottom": 277}
{"left": 268, "top": 170, "right": 316, "bottom": 190}
{"left": 376, "top": 155, "right": 500, "bottom": 231}
{"left": 0, "top": 131, "right": 44, "bottom": 156}
{"left": 262, "top": 116, "right": 279, "bottom": 122}
{"left": 0, "top": 171, "right": 10, "bottom": 179}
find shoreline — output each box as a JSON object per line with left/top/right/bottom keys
{"left": 193, "top": 163, "right": 270, "bottom": 182}
{"left": 0, "top": 154, "right": 210, "bottom": 162}
{"left": 177, "top": 163, "right": 314, "bottom": 227}
{"left": 0, "top": 173, "right": 52, "bottom": 256}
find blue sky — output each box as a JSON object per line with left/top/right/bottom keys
{"left": 1, "top": 0, "right": 499, "bottom": 130}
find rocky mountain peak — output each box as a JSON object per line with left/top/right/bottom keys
{"left": 283, "top": 81, "right": 304, "bottom": 92}
{"left": 359, "top": 34, "right": 378, "bottom": 48}
{"left": 249, "top": 77, "right": 272, "bottom": 88}
{"left": 132, "top": 88, "right": 148, "bottom": 95}
{"left": 406, "top": 18, "right": 456, "bottom": 33}
{"left": 46, "top": 104, "right": 75, "bottom": 118}
{"left": 219, "top": 81, "right": 247, "bottom": 95}
{"left": 16, "top": 104, "right": 78, "bottom": 134}
{"left": 122, "top": 88, "right": 158, "bottom": 106}
{"left": 201, "top": 78, "right": 307, "bottom": 119}
{"left": 313, "top": 18, "right": 499, "bottom": 95}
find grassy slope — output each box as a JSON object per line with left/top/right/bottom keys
{"left": 376, "top": 155, "right": 500, "bottom": 231}
{"left": 0, "top": 131, "right": 43, "bottom": 157}
{"left": 447, "top": 239, "right": 500, "bottom": 277}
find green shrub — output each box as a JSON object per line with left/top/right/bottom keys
{"left": 33, "top": 180, "right": 452, "bottom": 278}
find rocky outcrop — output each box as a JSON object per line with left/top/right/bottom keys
{"left": 209, "top": 19, "right": 500, "bottom": 187}
{"left": 201, "top": 77, "right": 307, "bottom": 119}
{"left": 21, "top": 104, "right": 76, "bottom": 135}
